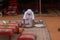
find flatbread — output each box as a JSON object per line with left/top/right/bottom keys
{"left": 34, "top": 24, "right": 45, "bottom": 27}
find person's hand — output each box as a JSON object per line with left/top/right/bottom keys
{"left": 32, "top": 24, "right": 34, "bottom": 27}
{"left": 23, "top": 24, "right": 26, "bottom": 27}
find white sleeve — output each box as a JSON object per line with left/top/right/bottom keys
{"left": 32, "top": 12, "right": 34, "bottom": 19}
{"left": 23, "top": 11, "right": 27, "bottom": 19}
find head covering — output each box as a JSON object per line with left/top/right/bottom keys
{"left": 23, "top": 9, "right": 34, "bottom": 19}
{"left": 27, "top": 9, "right": 32, "bottom": 12}
{"left": 26, "top": 9, "right": 32, "bottom": 15}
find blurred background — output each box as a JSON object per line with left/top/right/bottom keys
{"left": 0, "top": 0, "right": 60, "bottom": 16}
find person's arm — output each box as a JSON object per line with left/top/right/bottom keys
{"left": 23, "top": 11, "right": 27, "bottom": 27}
{"left": 32, "top": 12, "right": 35, "bottom": 27}
{"left": 32, "top": 20, "right": 34, "bottom": 27}
{"left": 23, "top": 19, "right": 25, "bottom": 27}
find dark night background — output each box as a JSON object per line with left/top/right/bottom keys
{"left": 41, "top": 0, "right": 60, "bottom": 4}
{"left": 0, "top": 0, "right": 60, "bottom": 11}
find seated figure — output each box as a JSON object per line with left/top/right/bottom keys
{"left": 23, "top": 9, "right": 35, "bottom": 27}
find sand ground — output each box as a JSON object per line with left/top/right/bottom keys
{"left": 0, "top": 14, "right": 60, "bottom": 40}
